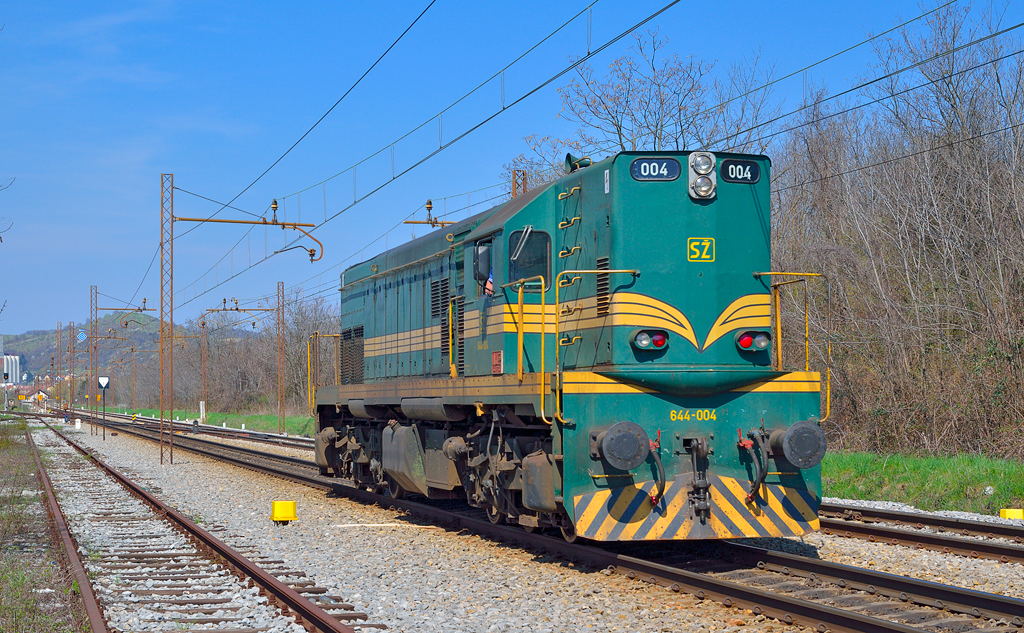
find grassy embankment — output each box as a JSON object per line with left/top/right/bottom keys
{"left": 126, "top": 408, "right": 315, "bottom": 436}
{"left": 0, "top": 419, "right": 82, "bottom": 632}
{"left": 822, "top": 452, "right": 1024, "bottom": 515}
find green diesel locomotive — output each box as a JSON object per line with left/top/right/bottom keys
{"left": 314, "top": 150, "right": 827, "bottom": 542}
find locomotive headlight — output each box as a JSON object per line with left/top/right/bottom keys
{"left": 692, "top": 176, "right": 714, "bottom": 197}
{"left": 634, "top": 332, "right": 651, "bottom": 348}
{"left": 692, "top": 153, "right": 714, "bottom": 175}
{"left": 753, "top": 333, "right": 770, "bottom": 350}
{"left": 688, "top": 151, "right": 717, "bottom": 201}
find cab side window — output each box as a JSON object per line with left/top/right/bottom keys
{"left": 508, "top": 229, "right": 550, "bottom": 292}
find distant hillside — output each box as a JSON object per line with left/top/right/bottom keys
{"left": 3, "top": 313, "right": 164, "bottom": 376}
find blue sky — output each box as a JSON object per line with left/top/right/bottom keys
{"left": 1, "top": 0, "right": 1013, "bottom": 335}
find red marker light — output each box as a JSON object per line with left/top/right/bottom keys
{"left": 738, "top": 333, "right": 754, "bottom": 349}
{"left": 651, "top": 332, "right": 667, "bottom": 348}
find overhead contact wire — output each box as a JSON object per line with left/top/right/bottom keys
{"left": 177, "top": 0, "right": 682, "bottom": 307}
{"left": 175, "top": 0, "right": 437, "bottom": 240}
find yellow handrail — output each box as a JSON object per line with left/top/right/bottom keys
{"left": 501, "top": 276, "right": 549, "bottom": 423}
{"left": 554, "top": 268, "right": 639, "bottom": 424}
{"left": 753, "top": 271, "right": 833, "bottom": 423}
{"left": 308, "top": 332, "right": 342, "bottom": 417}
{"left": 307, "top": 334, "right": 316, "bottom": 417}
{"left": 447, "top": 297, "right": 465, "bottom": 379}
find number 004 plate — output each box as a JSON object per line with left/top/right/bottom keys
{"left": 719, "top": 159, "right": 761, "bottom": 184}
{"left": 630, "top": 157, "right": 681, "bottom": 181}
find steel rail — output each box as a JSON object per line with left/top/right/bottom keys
{"left": 73, "top": 408, "right": 315, "bottom": 449}
{"left": 819, "top": 516, "right": 1024, "bottom": 564}
{"left": 77, "top": 413, "right": 960, "bottom": 633}
{"left": 40, "top": 420, "right": 358, "bottom": 633}
{"left": 25, "top": 429, "right": 110, "bottom": 633}
{"left": 102, "top": 418, "right": 317, "bottom": 468}
{"left": 724, "top": 542, "right": 1024, "bottom": 627}
{"left": 820, "top": 502, "right": 1024, "bottom": 542}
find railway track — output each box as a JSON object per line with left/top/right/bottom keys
{"left": 26, "top": 418, "right": 383, "bottom": 633}
{"left": 78, "top": 408, "right": 1024, "bottom": 568}
{"left": 52, "top": 410, "right": 1024, "bottom": 632}
{"left": 62, "top": 408, "right": 316, "bottom": 450}
{"left": 818, "top": 502, "right": 1024, "bottom": 564}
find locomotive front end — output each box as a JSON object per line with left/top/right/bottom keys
{"left": 552, "top": 150, "right": 827, "bottom": 541}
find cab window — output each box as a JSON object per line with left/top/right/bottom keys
{"left": 508, "top": 229, "right": 550, "bottom": 292}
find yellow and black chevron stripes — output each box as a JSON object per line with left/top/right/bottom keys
{"left": 364, "top": 292, "right": 770, "bottom": 358}
{"left": 702, "top": 295, "right": 771, "bottom": 350}
{"left": 571, "top": 475, "right": 819, "bottom": 541}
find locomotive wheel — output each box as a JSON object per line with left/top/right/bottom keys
{"left": 486, "top": 505, "right": 505, "bottom": 524}
{"left": 522, "top": 525, "right": 538, "bottom": 534}
{"left": 560, "top": 524, "right": 579, "bottom": 543}
{"left": 387, "top": 477, "right": 405, "bottom": 500}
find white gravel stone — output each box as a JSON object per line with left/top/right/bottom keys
{"left": 58, "top": 422, "right": 817, "bottom": 632}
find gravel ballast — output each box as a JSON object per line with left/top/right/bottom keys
{"left": 53, "top": 422, "right": 811, "bottom": 633}
{"left": 36, "top": 426, "right": 307, "bottom": 632}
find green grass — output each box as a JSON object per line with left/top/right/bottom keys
{"left": 822, "top": 452, "right": 1024, "bottom": 515}
{"left": 127, "top": 408, "right": 315, "bottom": 436}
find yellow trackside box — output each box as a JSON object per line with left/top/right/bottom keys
{"left": 271, "top": 500, "right": 297, "bottom": 524}
{"left": 1000, "top": 509, "right": 1023, "bottom": 520}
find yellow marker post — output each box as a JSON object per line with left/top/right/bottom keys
{"left": 271, "top": 500, "right": 297, "bottom": 525}
{"left": 1000, "top": 509, "right": 1023, "bottom": 520}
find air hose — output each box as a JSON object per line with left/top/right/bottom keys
{"left": 745, "top": 433, "right": 771, "bottom": 503}
{"left": 649, "top": 430, "right": 666, "bottom": 506}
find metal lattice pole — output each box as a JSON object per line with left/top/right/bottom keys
{"left": 277, "top": 281, "right": 285, "bottom": 435}
{"left": 160, "top": 174, "right": 174, "bottom": 464}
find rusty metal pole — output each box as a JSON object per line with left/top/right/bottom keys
{"left": 131, "top": 349, "right": 137, "bottom": 410}
{"left": 201, "top": 320, "right": 208, "bottom": 419}
{"left": 90, "top": 285, "right": 97, "bottom": 428}
{"left": 68, "top": 322, "right": 75, "bottom": 408}
{"left": 160, "top": 174, "right": 175, "bottom": 464}
{"left": 277, "top": 281, "right": 285, "bottom": 434}
{"left": 56, "top": 322, "right": 62, "bottom": 408}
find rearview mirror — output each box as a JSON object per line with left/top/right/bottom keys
{"left": 473, "top": 242, "right": 491, "bottom": 282}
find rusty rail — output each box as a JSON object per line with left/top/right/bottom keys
{"left": 38, "top": 420, "right": 358, "bottom": 633}
{"left": 25, "top": 429, "right": 109, "bottom": 633}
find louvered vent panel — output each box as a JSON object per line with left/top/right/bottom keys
{"left": 596, "top": 257, "right": 611, "bottom": 317}
{"left": 456, "top": 296, "right": 465, "bottom": 376}
{"left": 352, "top": 326, "right": 364, "bottom": 384}
{"left": 430, "top": 278, "right": 449, "bottom": 318}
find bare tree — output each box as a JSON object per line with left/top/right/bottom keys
{"left": 504, "top": 31, "right": 779, "bottom": 188}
